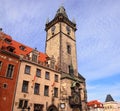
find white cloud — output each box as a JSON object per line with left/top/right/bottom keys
{"left": 87, "top": 82, "right": 120, "bottom": 102}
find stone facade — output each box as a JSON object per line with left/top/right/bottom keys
{"left": 45, "top": 6, "right": 87, "bottom": 111}
{"left": 0, "top": 6, "right": 87, "bottom": 111}
{"left": 13, "top": 58, "right": 61, "bottom": 111}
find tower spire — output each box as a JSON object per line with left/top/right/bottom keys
{"left": 55, "top": 6, "right": 68, "bottom": 18}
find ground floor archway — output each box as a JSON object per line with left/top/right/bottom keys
{"left": 47, "top": 105, "right": 58, "bottom": 111}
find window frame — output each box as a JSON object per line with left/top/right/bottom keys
{"left": 32, "top": 54, "right": 37, "bottom": 62}
{"left": 54, "top": 87, "right": 58, "bottom": 98}
{"left": 18, "top": 99, "right": 28, "bottom": 109}
{"left": 45, "top": 71, "right": 50, "bottom": 80}
{"left": 67, "top": 44, "right": 71, "bottom": 54}
{"left": 36, "top": 68, "right": 41, "bottom": 77}
{"left": 22, "top": 80, "right": 29, "bottom": 93}
{"left": 54, "top": 74, "right": 58, "bottom": 82}
{"left": 6, "top": 64, "right": 14, "bottom": 78}
{"left": 24, "top": 65, "right": 31, "bottom": 74}
{"left": 34, "top": 83, "right": 40, "bottom": 95}
{"left": 44, "top": 85, "right": 49, "bottom": 96}
{"left": 34, "top": 104, "right": 44, "bottom": 111}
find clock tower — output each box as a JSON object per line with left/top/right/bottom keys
{"left": 45, "top": 6, "right": 87, "bottom": 111}
{"left": 45, "top": 6, "right": 78, "bottom": 76}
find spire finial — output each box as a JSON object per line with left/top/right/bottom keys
{"left": 55, "top": 5, "right": 68, "bottom": 18}
{"left": 72, "top": 18, "right": 76, "bottom": 24}
{"left": 46, "top": 18, "right": 49, "bottom": 24}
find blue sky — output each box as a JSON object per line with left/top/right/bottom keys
{"left": 0, "top": 0, "right": 120, "bottom": 102}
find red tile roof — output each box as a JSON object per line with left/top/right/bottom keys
{"left": 0, "top": 32, "right": 47, "bottom": 62}
{"left": 87, "top": 100, "right": 103, "bottom": 108}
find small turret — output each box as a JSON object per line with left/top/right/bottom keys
{"left": 105, "top": 94, "right": 114, "bottom": 102}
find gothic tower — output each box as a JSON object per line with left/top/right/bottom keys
{"left": 45, "top": 6, "right": 78, "bottom": 76}
{"left": 45, "top": 6, "right": 87, "bottom": 111}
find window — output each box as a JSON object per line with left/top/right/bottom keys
{"left": 34, "top": 104, "right": 44, "bottom": 111}
{"left": 34, "top": 83, "right": 40, "bottom": 94}
{"left": 7, "top": 46, "right": 15, "bottom": 52}
{"left": 5, "top": 38, "right": 11, "bottom": 44}
{"left": 68, "top": 65, "right": 71, "bottom": 74}
{"left": 54, "top": 87, "right": 58, "bottom": 97}
{"left": 45, "top": 71, "right": 50, "bottom": 80}
{"left": 18, "top": 99, "right": 28, "bottom": 109}
{"left": 66, "top": 25, "right": 71, "bottom": 35}
{"left": 6, "top": 64, "right": 14, "bottom": 78}
{"left": 25, "top": 65, "right": 31, "bottom": 74}
{"left": 32, "top": 54, "right": 37, "bottom": 62}
{"left": 55, "top": 74, "right": 58, "bottom": 82}
{"left": 44, "top": 85, "right": 49, "bottom": 96}
{"left": 51, "top": 25, "right": 56, "bottom": 35}
{"left": 19, "top": 45, "right": 26, "bottom": 51}
{"left": 0, "top": 61, "right": 2, "bottom": 71}
{"left": 36, "top": 68, "right": 41, "bottom": 77}
{"left": 3, "top": 83, "right": 8, "bottom": 89}
{"left": 67, "top": 45, "right": 71, "bottom": 54}
{"left": 22, "top": 80, "right": 29, "bottom": 93}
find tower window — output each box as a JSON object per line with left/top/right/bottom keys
{"left": 66, "top": 25, "right": 71, "bottom": 35}
{"left": 6, "top": 64, "right": 14, "bottom": 78}
{"left": 67, "top": 45, "right": 71, "bottom": 54}
{"left": 51, "top": 25, "right": 56, "bottom": 35}
{"left": 68, "top": 65, "right": 71, "bottom": 74}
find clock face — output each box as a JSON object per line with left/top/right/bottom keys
{"left": 51, "top": 25, "right": 56, "bottom": 32}
{"left": 74, "top": 95, "right": 79, "bottom": 104}
{"left": 60, "top": 103, "right": 65, "bottom": 109}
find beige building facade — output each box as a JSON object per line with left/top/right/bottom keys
{"left": 13, "top": 6, "right": 87, "bottom": 111}
{"left": 103, "top": 94, "right": 120, "bottom": 111}
{"left": 13, "top": 55, "right": 61, "bottom": 111}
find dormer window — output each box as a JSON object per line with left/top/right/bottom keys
{"left": 19, "top": 45, "right": 26, "bottom": 51}
{"left": 7, "top": 46, "right": 15, "bottom": 52}
{"left": 5, "top": 38, "right": 11, "bottom": 44}
{"left": 32, "top": 54, "right": 37, "bottom": 62}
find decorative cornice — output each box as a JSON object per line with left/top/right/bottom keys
{"left": 45, "top": 15, "right": 77, "bottom": 31}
